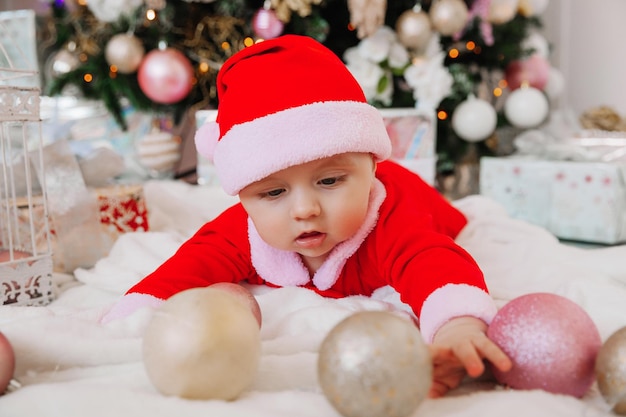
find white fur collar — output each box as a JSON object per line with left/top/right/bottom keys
{"left": 248, "top": 179, "right": 386, "bottom": 290}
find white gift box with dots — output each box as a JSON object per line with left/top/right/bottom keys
{"left": 480, "top": 156, "right": 626, "bottom": 245}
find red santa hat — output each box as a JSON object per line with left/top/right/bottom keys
{"left": 195, "top": 35, "right": 392, "bottom": 195}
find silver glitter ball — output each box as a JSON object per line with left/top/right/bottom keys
{"left": 318, "top": 311, "right": 432, "bottom": 417}
{"left": 596, "top": 326, "right": 626, "bottom": 415}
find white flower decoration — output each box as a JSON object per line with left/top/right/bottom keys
{"left": 86, "top": 0, "right": 143, "bottom": 22}
{"left": 344, "top": 25, "right": 451, "bottom": 108}
{"left": 404, "top": 39, "right": 453, "bottom": 108}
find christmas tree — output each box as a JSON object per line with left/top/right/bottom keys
{"left": 39, "top": 0, "right": 555, "bottom": 185}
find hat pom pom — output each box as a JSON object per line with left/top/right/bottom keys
{"left": 195, "top": 121, "right": 220, "bottom": 162}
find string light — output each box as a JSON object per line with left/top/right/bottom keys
{"left": 146, "top": 9, "right": 157, "bottom": 21}
{"left": 449, "top": 48, "right": 459, "bottom": 59}
{"left": 466, "top": 41, "right": 475, "bottom": 51}
{"left": 198, "top": 62, "right": 209, "bottom": 73}
{"left": 493, "top": 87, "right": 502, "bottom": 97}
{"left": 83, "top": 73, "right": 93, "bottom": 83}
{"left": 437, "top": 110, "right": 448, "bottom": 120}
{"left": 244, "top": 37, "right": 255, "bottom": 47}
{"left": 221, "top": 41, "right": 231, "bottom": 51}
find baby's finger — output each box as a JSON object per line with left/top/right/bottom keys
{"left": 474, "top": 336, "right": 513, "bottom": 372}
{"left": 454, "top": 343, "right": 485, "bottom": 377}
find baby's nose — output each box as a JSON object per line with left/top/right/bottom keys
{"left": 290, "top": 192, "right": 321, "bottom": 219}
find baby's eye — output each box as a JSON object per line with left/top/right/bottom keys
{"left": 319, "top": 177, "right": 338, "bottom": 186}
{"left": 264, "top": 188, "right": 284, "bottom": 197}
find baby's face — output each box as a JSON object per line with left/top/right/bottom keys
{"left": 239, "top": 152, "right": 375, "bottom": 273}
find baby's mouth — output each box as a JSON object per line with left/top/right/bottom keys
{"left": 295, "top": 231, "right": 326, "bottom": 248}
{"left": 298, "top": 231, "right": 321, "bottom": 239}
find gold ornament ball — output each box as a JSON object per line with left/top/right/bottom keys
{"left": 429, "top": 0, "right": 469, "bottom": 36}
{"left": 488, "top": 0, "right": 519, "bottom": 24}
{"left": 46, "top": 49, "right": 80, "bottom": 79}
{"left": 395, "top": 9, "right": 432, "bottom": 51}
{"left": 105, "top": 33, "right": 145, "bottom": 74}
{"left": 142, "top": 287, "right": 261, "bottom": 400}
{"left": 596, "top": 326, "right": 626, "bottom": 415}
{"left": 318, "top": 311, "right": 432, "bottom": 417}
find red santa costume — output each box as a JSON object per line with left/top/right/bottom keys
{"left": 104, "top": 35, "right": 496, "bottom": 342}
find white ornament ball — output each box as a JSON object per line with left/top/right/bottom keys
{"left": 522, "top": 31, "right": 550, "bottom": 59}
{"left": 395, "top": 9, "right": 432, "bottom": 51}
{"left": 451, "top": 96, "right": 498, "bottom": 142}
{"left": 318, "top": 311, "right": 432, "bottom": 417}
{"left": 429, "top": 0, "right": 469, "bottom": 36}
{"left": 136, "top": 130, "right": 181, "bottom": 173}
{"left": 46, "top": 49, "right": 80, "bottom": 78}
{"left": 544, "top": 67, "right": 566, "bottom": 101}
{"left": 142, "top": 287, "right": 262, "bottom": 400}
{"left": 105, "top": 33, "right": 145, "bottom": 74}
{"left": 504, "top": 87, "right": 550, "bottom": 128}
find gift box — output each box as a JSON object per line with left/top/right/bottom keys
{"left": 379, "top": 108, "right": 437, "bottom": 185}
{"left": 16, "top": 184, "right": 149, "bottom": 272}
{"left": 480, "top": 156, "right": 626, "bottom": 244}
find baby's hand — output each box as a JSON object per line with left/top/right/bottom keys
{"left": 428, "top": 316, "right": 512, "bottom": 398}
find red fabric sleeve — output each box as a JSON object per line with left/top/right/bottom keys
{"left": 331, "top": 160, "right": 486, "bottom": 318}
{"left": 375, "top": 160, "right": 467, "bottom": 238}
{"left": 126, "top": 203, "right": 261, "bottom": 299}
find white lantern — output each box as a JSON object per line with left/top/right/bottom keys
{"left": 0, "top": 10, "right": 55, "bottom": 306}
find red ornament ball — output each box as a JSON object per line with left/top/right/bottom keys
{"left": 505, "top": 54, "right": 550, "bottom": 91}
{"left": 0, "top": 331, "right": 15, "bottom": 393}
{"left": 137, "top": 48, "right": 194, "bottom": 104}
{"left": 487, "top": 292, "right": 601, "bottom": 398}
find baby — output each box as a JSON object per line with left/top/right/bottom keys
{"left": 104, "top": 34, "right": 511, "bottom": 397}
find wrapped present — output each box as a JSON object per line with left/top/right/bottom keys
{"left": 380, "top": 108, "right": 437, "bottom": 185}
{"left": 16, "top": 184, "right": 149, "bottom": 272}
{"left": 480, "top": 155, "right": 626, "bottom": 244}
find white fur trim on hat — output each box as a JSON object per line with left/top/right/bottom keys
{"left": 419, "top": 283, "right": 497, "bottom": 343}
{"left": 207, "top": 101, "right": 391, "bottom": 195}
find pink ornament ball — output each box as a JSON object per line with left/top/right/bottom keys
{"left": 488, "top": 292, "right": 601, "bottom": 398}
{"left": 505, "top": 54, "right": 550, "bottom": 91}
{"left": 0, "top": 331, "right": 15, "bottom": 393}
{"left": 252, "top": 8, "right": 284, "bottom": 39}
{"left": 138, "top": 48, "right": 194, "bottom": 104}
{"left": 209, "top": 282, "right": 262, "bottom": 327}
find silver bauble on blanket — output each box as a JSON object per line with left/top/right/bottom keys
{"left": 596, "top": 326, "right": 626, "bottom": 415}
{"left": 318, "top": 311, "right": 432, "bottom": 417}
{"left": 142, "top": 287, "right": 261, "bottom": 400}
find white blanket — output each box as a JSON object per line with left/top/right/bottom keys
{"left": 1, "top": 180, "right": 625, "bottom": 416}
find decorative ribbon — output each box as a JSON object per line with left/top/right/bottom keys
{"left": 454, "top": 0, "right": 494, "bottom": 46}
{"left": 32, "top": 140, "right": 113, "bottom": 272}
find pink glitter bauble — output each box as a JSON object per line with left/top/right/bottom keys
{"left": 252, "top": 8, "right": 284, "bottom": 39}
{"left": 137, "top": 48, "right": 194, "bottom": 104}
{"left": 487, "top": 292, "right": 601, "bottom": 398}
{"left": 505, "top": 54, "right": 550, "bottom": 91}
{"left": 0, "top": 332, "right": 15, "bottom": 393}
